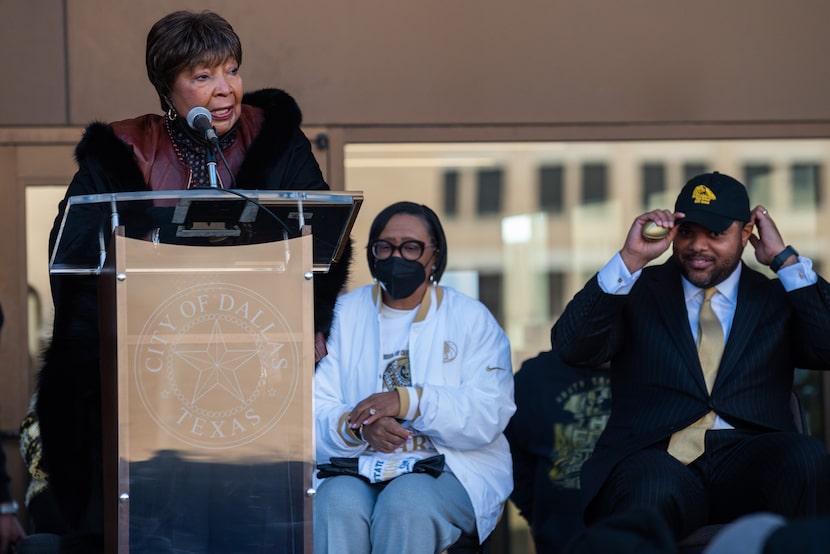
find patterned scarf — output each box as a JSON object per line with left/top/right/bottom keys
{"left": 165, "top": 116, "right": 238, "bottom": 188}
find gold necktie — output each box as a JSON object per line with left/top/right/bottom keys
{"left": 668, "top": 287, "right": 723, "bottom": 465}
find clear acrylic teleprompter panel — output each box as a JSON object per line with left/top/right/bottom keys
{"left": 49, "top": 188, "right": 362, "bottom": 275}
{"left": 112, "top": 233, "right": 315, "bottom": 553}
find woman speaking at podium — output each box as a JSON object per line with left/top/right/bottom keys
{"left": 25, "top": 10, "right": 349, "bottom": 552}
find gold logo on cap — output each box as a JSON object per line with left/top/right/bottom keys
{"left": 691, "top": 184, "right": 717, "bottom": 205}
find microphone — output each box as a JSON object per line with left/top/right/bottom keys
{"left": 186, "top": 107, "right": 219, "bottom": 145}
{"left": 186, "top": 106, "right": 219, "bottom": 187}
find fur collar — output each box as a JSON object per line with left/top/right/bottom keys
{"left": 73, "top": 88, "right": 305, "bottom": 191}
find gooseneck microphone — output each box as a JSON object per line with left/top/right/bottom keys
{"left": 186, "top": 106, "right": 220, "bottom": 187}
{"left": 186, "top": 106, "right": 219, "bottom": 145}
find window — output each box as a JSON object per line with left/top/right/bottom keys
{"left": 581, "top": 163, "right": 607, "bottom": 205}
{"left": 443, "top": 170, "right": 460, "bottom": 216}
{"left": 791, "top": 163, "right": 822, "bottom": 209}
{"left": 538, "top": 165, "right": 564, "bottom": 213}
{"left": 683, "top": 162, "right": 708, "bottom": 183}
{"left": 642, "top": 163, "right": 665, "bottom": 209}
{"left": 478, "top": 273, "right": 504, "bottom": 325}
{"left": 344, "top": 140, "right": 830, "bottom": 446}
{"left": 547, "top": 271, "right": 565, "bottom": 320}
{"left": 344, "top": 139, "right": 830, "bottom": 374}
{"left": 476, "top": 168, "right": 503, "bottom": 215}
{"left": 744, "top": 164, "right": 773, "bottom": 206}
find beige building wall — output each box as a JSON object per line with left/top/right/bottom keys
{"left": 2, "top": 0, "right": 830, "bottom": 534}
{"left": 4, "top": 1, "right": 830, "bottom": 130}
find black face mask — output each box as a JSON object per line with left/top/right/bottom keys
{"left": 374, "top": 257, "right": 426, "bottom": 300}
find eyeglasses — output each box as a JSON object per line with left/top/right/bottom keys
{"left": 370, "top": 239, "right": 434, "bottom": 261}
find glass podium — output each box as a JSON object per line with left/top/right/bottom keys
{"left": 50, "top": 189, "right": 361, "bottom": 553}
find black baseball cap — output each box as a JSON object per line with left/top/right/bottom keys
{"left": 674, "top": 172, "right": 751, "bottom": 233}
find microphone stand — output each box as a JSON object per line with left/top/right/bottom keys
{"left": 206, "top": 143, "right": 219, "bottom": 188}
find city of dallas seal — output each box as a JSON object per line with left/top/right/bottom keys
{"left": 134, "top": 282, "right": 300, "bottom": 449}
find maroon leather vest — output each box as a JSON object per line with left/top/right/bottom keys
{"left": 110, "top": 105, "right": 264, "bottom": 190}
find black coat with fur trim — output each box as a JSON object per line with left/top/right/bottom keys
{"left": 34, "top": 89, "right": 350, "bottom": 545}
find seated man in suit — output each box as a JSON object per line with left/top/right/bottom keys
{"left": 551, "top": 172, "right": 830, "bottom": 540}
{"left": 505, "top": 350, "right": 610, "bottom": 553}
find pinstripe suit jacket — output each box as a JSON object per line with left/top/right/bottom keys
{"left": 551, "top": 259, "right": 830, "bottom": 510}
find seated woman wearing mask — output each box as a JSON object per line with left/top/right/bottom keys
{"left": 313, "top": 201, "right": 515, "bottom": 553}
{"left": 29, "top": 10, "right": 349, "bottom": 552}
